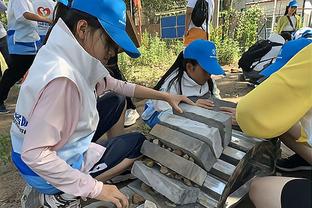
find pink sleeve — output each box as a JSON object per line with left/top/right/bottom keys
{"left": 21, "top": 78, "right": 103, "bottom": 199}
{"left": 96, "top": 75, "right": 136, "bottom": 97}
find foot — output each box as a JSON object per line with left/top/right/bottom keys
{"left": 124, "top": 109, "right": 140, "bottom": 127}
{"left": 21, "top": 186, "right": 81, "bottom": 208}
{"left": 0, "top": 103, "right": 9, "bottom": 114}
{"left": 276, "top": 154, "right": 312, "bottom": 172}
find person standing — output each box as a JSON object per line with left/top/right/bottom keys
{"left": 0, "top": 0, "right": 52, "bottom": 113}
{"left": 184, "top": 0, "right": 214, "bottom": 46}
{"left": 32, "top": 0, "right": 56, "bottom": 46}
{"left": 0, "top": 0, "right": 10, "bottom": 78}
{"left": 275, "top": 0, "right": 302, "bottom": 40}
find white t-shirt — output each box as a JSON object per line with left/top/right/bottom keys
{"left": 7, "top": 0, "right": 40, "bottom": 42}
{"left": 32, "top": 0, "right": 55, "bottom": 36}
{"left": 283, "top": 15, "right": 296, "bottom": 32}
{"left": 0, "top": 0, "right": 7, "bottom": 39}
{"left": 187, "top": 0, "right": 214, "bottom": 33}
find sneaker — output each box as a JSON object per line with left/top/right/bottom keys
{"left": 21, "top": 185, "right": 81, "bottom": 208}
{"left": 276, "top": 154, "right": 312, "bottom": 172}
{"left": 0, "top": 103, "right": 9, "bottom": 114}
{"left": 40, "top": 193, "right": 81, "bottom": 208}
{"left": 124, "top": 109, "right": 140, "bottom": 127}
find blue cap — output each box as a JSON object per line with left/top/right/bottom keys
{"left": 260, "top": 38, "right": 311, "bottom": 77}
{"left": 57, "top": 0, "right": 69, "bottom": 6}
{"left": 71, "top": 0, "right": 140, "bottom": 58}
{"left": 288, "top": 0, "right": 298, "bottom": 7}
{"left": 183, "top": 40, "right": 224, "bottom": 75}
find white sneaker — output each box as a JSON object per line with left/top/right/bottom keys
{"left": 124, "top": 109, "right": 140, "bottom": 127}
{"left": 21, "top": 185, "right": 81, "bottom": 208}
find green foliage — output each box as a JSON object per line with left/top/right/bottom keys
{"left": 0, "top": 134, "right": 11, "bottom": 165}
{"left": 119, "top": 32, "right": 183, "bottom": 87}
{"left": 210, "top": 6, "right": 265, "bottom": 65}
{"left": 235, "top": 6, "right": 265, "bottom": 52}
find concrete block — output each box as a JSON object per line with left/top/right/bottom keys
{"left": 140, "top": 140, "right": 207, "bottom": 186}
{"left": 131, "top": 161, "right": 200, "bottom": 205}
{"left": 197, "top": 191, "right": 218, "bottom": 208}
{"left": 176, "top": 103, "right": 232, "bottom": 147}
{"left": 159, "top": 114, "right": 223, "bottom": 158}
{"left": 210, "top": 159, "right": 236, "bottom": 181}
{"left": 220, "top": 146, "right": 246, "bottom": 165}
{"left": 202, "top": 174, "right": 226, "bottom": 200}
{"left": 150, "top": 125, "right": 216, "bottom": 171}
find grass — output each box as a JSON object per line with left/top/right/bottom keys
{"left": 0, "top": 134, "right": 11, "bottom": 166}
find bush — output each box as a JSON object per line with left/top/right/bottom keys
{"left": 119, "top": 32, "right": 183, "bottom": 87}
{"left": 211, "top": 27, "right": 240, "bottom": 65}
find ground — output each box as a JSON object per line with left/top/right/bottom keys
{"left": 0, "top": 68, "right": 309, "bottom": 208}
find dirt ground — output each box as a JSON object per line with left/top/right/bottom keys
{"left": 0, "top": 70, "right": 309, "bottom": 208}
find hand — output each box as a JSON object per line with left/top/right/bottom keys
{"left": 219, "top": 107, "right": 238, "bottom": 126}
{"left": 95, "top": 184, "right": 129, "bottom": 208}
{"left": 195, "top": 99, "right": 214, "bottom": 110}
{"left": 165, "top": 93, "right": 195, "bottom": 113}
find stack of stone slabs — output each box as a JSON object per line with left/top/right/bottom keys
{"left": 129, "top": 104, "right": 278, "bottom": 208}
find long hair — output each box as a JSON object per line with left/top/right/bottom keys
{"left": 284, "top": 6, "right": 297, "bottom": 15}
{"left": 154, "top": 51, "right": 214, "bottom": 95}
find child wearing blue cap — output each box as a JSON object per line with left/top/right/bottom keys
{"left": 11, "top": 0, "right": 194, "bottom": 207}
{"left": 275, "top": 0, "right": 302, "bottom": 40}
{"left": 142, "top": 39, "right": 224, "bottom": 128}
{"left": 221, "top": 38, "right": 312, "bottom": 208}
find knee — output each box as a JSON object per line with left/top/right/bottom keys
{"left": 249, "top": 178, "right": 262, "bottom": 204}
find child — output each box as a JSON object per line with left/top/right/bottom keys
{"left": 11, "top": 0, "right": 193, "bottom": 207}
{"left": 142, "top": 39, "right": 224, "bottom": 128}
{"left": 0, "top": 0, "right": 52, "bottom": 113}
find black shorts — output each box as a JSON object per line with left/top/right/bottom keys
{"left": 281, "top": 179, "right": 312, "bottom": 208}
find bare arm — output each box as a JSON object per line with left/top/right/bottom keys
{"left": 185, "top": 7, "right": 193, "bottom": 35}
{"left": 23, "top": 12, "right": 52, "bottom": 24}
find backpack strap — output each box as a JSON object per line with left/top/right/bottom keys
{"left": 208, "top": 78, "right": 214, "bottom": 95}
{"left": 286, "top": 16, "right": 296, "bottom": 31}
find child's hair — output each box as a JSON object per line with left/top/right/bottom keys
{"left": 154, "top": 51, "right": 214, "bottom": 95}
{"left": 284, "top": 6, "right": 297, "bottom": 15}
{"left": 43, "top": 0, "right": 102, "bottom": 44}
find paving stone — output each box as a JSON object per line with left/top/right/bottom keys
{"left": 150, "top": 125, "right": 216, "bottom": 171}
{"left": 197, "top": 191, "right": 218, "bottom": 208}
{"left": 209, "top": 159, "right": 236, "bottom": 181}
{"left": 140, "top": 140, "right": 207, "bottom": 185}
{"left": 176, "top": 103, "right": 232, "bottom": 147}
{"left": 202, "top": 174, "right": 226, "bottom": 200}
{"left": 131, "top": 161, "right": 200, "bottom": 205}
{"left": 159, "top": 114, "right": 223, "bottom": 158}
{"left": 220, "top": 146, "right": 246, "bottom": 165}
{"left": 127, "top": 180, "right": 205, "bottom": 208}
{"left": 229, "top": 135, "right": 255, "bottom": 153}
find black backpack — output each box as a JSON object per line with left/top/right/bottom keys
{"left": 191, "top": 0, "right": 209, "bottom": 27}
{"left": 238, "top": 40, "right": 283, "bottom": 72}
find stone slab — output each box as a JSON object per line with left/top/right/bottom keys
{"left": 220, "top": 146, "right": 246, "bottom": 165}
{"left": 202, "top": 174, "right": 226, "bottom": 201}
{"left": 210, "top": 159, "right": 236, "bottom": 181}
{"left": 131, "top": 161, "right": 200, "bottom": 205}
{"left": 197, "top": 191, "right": 218, "bottom": 208}
{"left": 176, "top": 103, "right": 232, "bottom": 147}
{"left": 150, "top": 124, "right": 216, "bottom": 171}
{"left": 159, "top": 114, "right": 223, "bottom": 158}
{"left": 141, "top": 140, "right": 207, "bottom": 186}
{"left": 229, "top": 135, "right": 255, "bottom": 153}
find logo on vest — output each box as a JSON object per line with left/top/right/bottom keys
{"left": 13, "top": 113, "right": 28, "bottom": 134}
{"left": 37, "top": 7, "right": 51, "bottom": 17}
